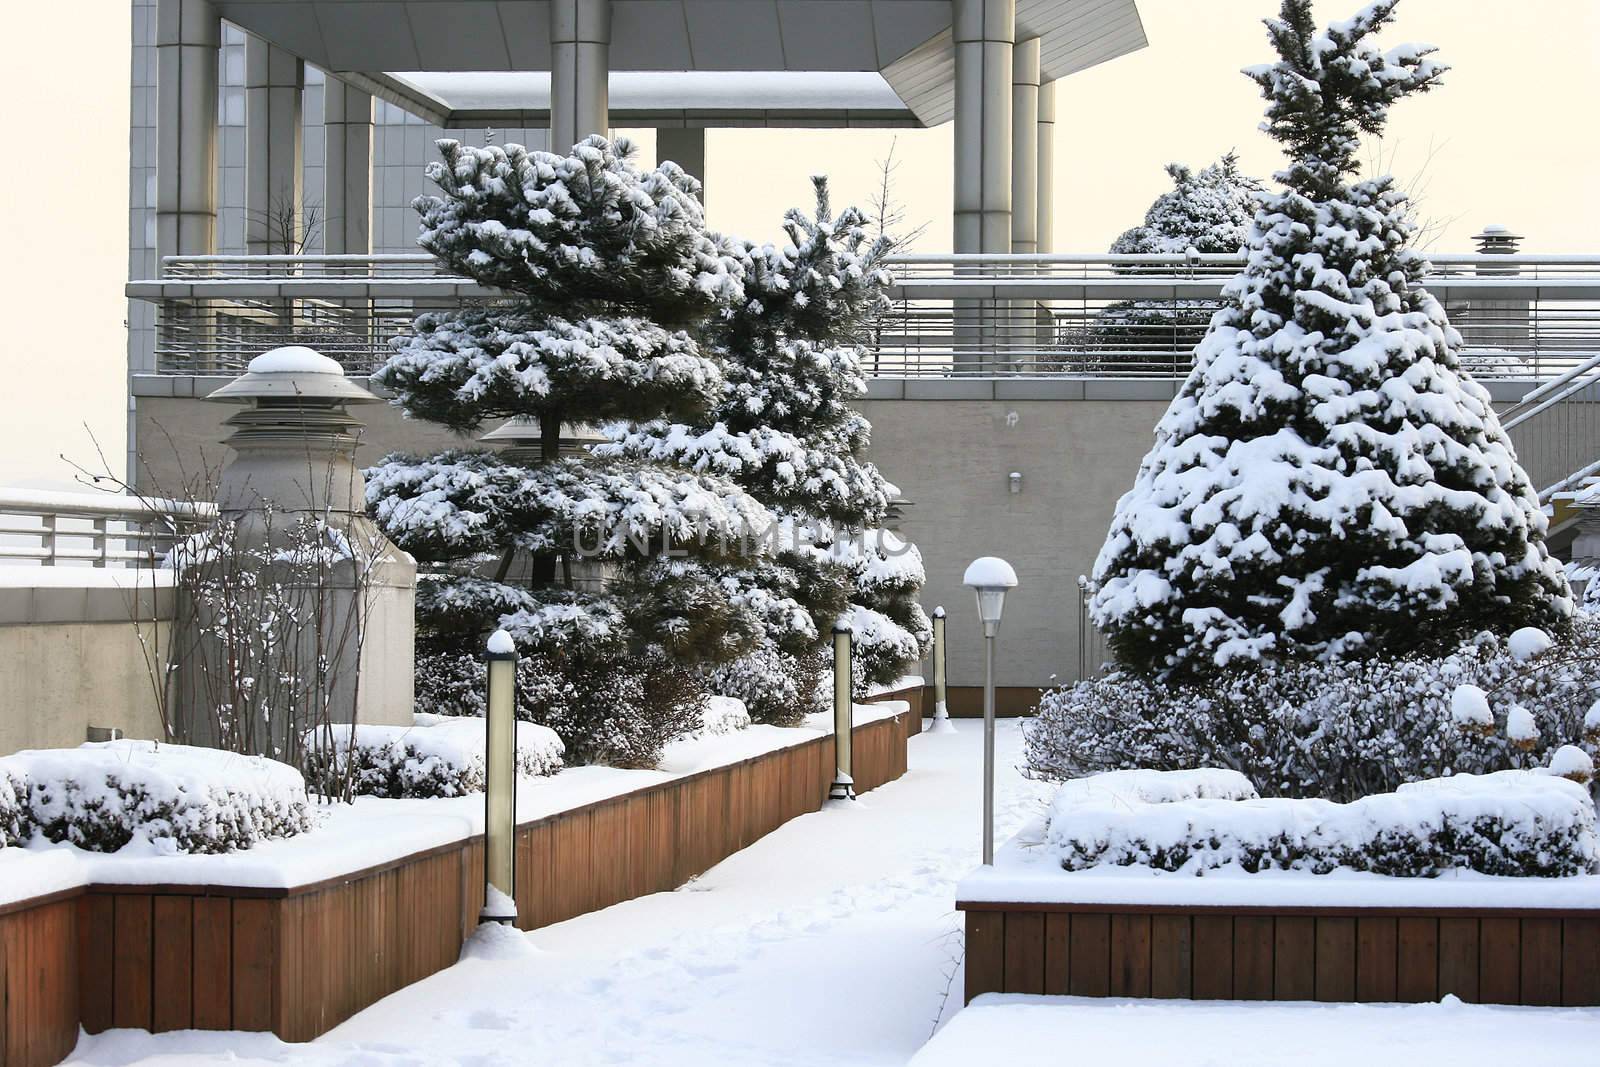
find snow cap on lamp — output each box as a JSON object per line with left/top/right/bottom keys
{"left": 964, "top": 556, "right": 1017, "bottom": 636}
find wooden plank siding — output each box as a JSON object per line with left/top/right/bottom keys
{"left": 0, "top": 710, "right": 909, "bottom": 1063}
{"left": 959, "top": 906, "right": 1600, "bottom": 1009}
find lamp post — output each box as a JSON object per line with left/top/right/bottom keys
{"left": 963, "top": 557, "right": 1018, "bottom": 865}
{"left": 482, "top": 628, "right": 518, "bottom": 924}
{"left": 930, "top": 606, "right": 954, "bottom": 733}
{"left": 829, "top": 622, "right": 856, "bottom": 801}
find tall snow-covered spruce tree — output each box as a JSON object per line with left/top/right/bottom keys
{"left": 606, "top": 178, "right": 931, "bottom": 720}
{"left": 1086, "top": 0, "right": 1571, "bottom": 679}
{"left": 367, "top": 137, "right": 793, "bottom": 766}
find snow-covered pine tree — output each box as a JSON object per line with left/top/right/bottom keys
{"left": 606, "top": 178, "right": 931, "bottom": 719}
{"left": 367, "top": 137, "right": 789, "bottom": 765}
{"left": 1086, "top": 0, "right": 1572, "bottom": 679}
{"left": 1109, "top": 153, "right": 1261, "bottom": 256}
{"left": 1090, "top": 155, "right": 1262, "bottom": 370}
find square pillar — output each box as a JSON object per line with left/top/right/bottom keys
{"left": 245, "top": 35, "right": 304, "bottom": 255}
{"left": 155, "top": 0, "right": 220, "bottom": 265}
{"left": 1010, "top": 38, "right": 1040, "bottom": 254}
{"left": 323, "top": 78, "right": 373, "bottom": 255}
{"left": 550, "top": 0, "right": 611, "bottom": 154}
{"left": 657, "top": 127, "right": 707, "bottom": 205}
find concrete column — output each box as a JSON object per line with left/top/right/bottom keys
{"left": 1037, "top": 80, "right": 1056, "bottom": 254}
{"left": 323, "top": 78, "right": 374, "bottom": 255}
{"left": 550, "top": 0, "right": 611, "bottom": 154}
{"left": 952, "top": 0, "right": 1014, "bottom": 254}
{"left": 244, "top": 35, "right": 304, "bottom": 255}
{"left": 1034, "top": 79, "right": 1058, "bottom": 351}
{"left": 1010, "top": 38, "right": 1040, "bottom": 255}
{"left": 155, "top": 0, "right": 220, "bottom": 264}
{"left": 657, "top": 127, "right": 707, "bottom": 205}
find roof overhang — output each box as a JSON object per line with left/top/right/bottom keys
{"left": 393, "top": 71, "right": 921, "bottom": 129}
{"left": 214, "top": 0, "right": 1147, "bottom": 128}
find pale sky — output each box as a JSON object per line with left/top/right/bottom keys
{"left": 1, "top": 0, "right": 1596, "bottom": 486}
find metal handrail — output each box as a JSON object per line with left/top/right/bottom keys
{"left": 0, "top": 489, "right": 217, "bottom": 568}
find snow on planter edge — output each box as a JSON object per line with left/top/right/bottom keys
{"left": 0, "top": 698, "right": 914, "bottom": 906}
{"left": 957, "top": 768, "right": 1600, "bottom": 910}
{"left": 1045, "top": 768, "right": 1599, "bottom": 878}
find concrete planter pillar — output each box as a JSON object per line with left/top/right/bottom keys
{"left": 550, "top": 0, "right": 612, "bottom": 154}
{"left": 176, "top": 347, "right": 414, "bottom": 754}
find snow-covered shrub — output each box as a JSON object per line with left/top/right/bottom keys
{"left": 704, "top": 647, "right": 827, "bottom": 727}
{"left": 828, "top": 529, "right": 932, "bottom": 694}
{"left": 1046, "top": 768, "right": 1599, "bottom": 878}
{"left": 1081, "top": 154, "right": 1260, "bottom": 371}
{"left": 1109, "top": 154, "right": 1260, "bottom": 257}
{"left": 307, "top": 717, "right": 563, "bottom": 799}
{"left": 691, "top": 695, "right": 753, "bottom": 738}
{"left": 1085, "top": 1, "right": 1570, "bottom": 679}
{"left": 1027, "top": 620, "right": 1600, "bottom": 801}
{"left": 0, "top": 769, "right": 29, "bottom": 847}
{"left": 1, "top": 741, "right": 311, "bottom": 854}
{"left": 415, "top": 648, "right": 703, "bottom": 769}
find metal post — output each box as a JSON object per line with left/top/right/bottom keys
{"left": 931, "top": 606, "right": 955, "bottom": 733}
{"left": 829, "top": 623, "right": 856, "bottom": 801}
{"left": 982, "top": 631, "right": 996, "bottom": 864}
{"left": 483, "top": 630, "right": 519, "bottom": 923}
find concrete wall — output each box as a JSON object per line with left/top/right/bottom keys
{"left": 132, "top": 376, "right": 1592, "bottom": 699}
{"left": 858, "top": 389, "right": 1169, "bottom": 690}
{"left": 0, "top": 578, "right": 171, "bottom": 756}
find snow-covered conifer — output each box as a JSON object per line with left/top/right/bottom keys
{"left": 1086, "top": 0, "right": 1571, "bottom": 677}
{"left": 1109, "top": 153, "right": 1261, "bottom": 256}
{"left": 1093, "top": 155, "right": 1262, "bottom": 367}
{"left": 368, "top": 137, "right": 778, "bottom": 762}
{"left": 605, "top": 178, "right": 930, "bottom": 716}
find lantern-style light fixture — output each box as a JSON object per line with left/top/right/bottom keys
{"left": 963, "top": 557, "right": 1018, "bottom": 864}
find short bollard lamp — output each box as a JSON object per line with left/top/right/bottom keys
{"left": 482, "top": 629, "right": 519, "bottom": 924}
{"left": 930, "top": 606, "right": 953, "bottom": 732}
{"left": 963, "top": 557, "right": 1018, "bottom": 865}
{"left": 829, "top": 622, "right": 856, "bottom": 801}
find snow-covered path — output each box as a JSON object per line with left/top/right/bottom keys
{"left": 66, "top": 720, "right": 1055, "bottom": 1067}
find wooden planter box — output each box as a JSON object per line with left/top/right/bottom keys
{"left": 961, "top": 902, "right": 1600, "bottom": 1006}
{"left": 1, "top": 709, "right": 910, "bottom": 1066}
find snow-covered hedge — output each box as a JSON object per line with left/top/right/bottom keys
{"left": 1029, "top": 619, "right": 1600, "bottom": 801}
{"left": 0, "top": 741, "right": 311, "bottom": 854}
{"left": 705, "top": 646, "right": 827, "bottom": 727}
{"left": 308, "top": 716, "right": 564, "bottom": 800}
{"left": 416, "top": 649, "right": 704, "bottom": 768}
{"left": 1047, "top": 768, "right": 1600, "bottom": 878}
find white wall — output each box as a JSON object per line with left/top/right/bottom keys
{"left": 0, "top": 6, "right": 132, "bottom": 488}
